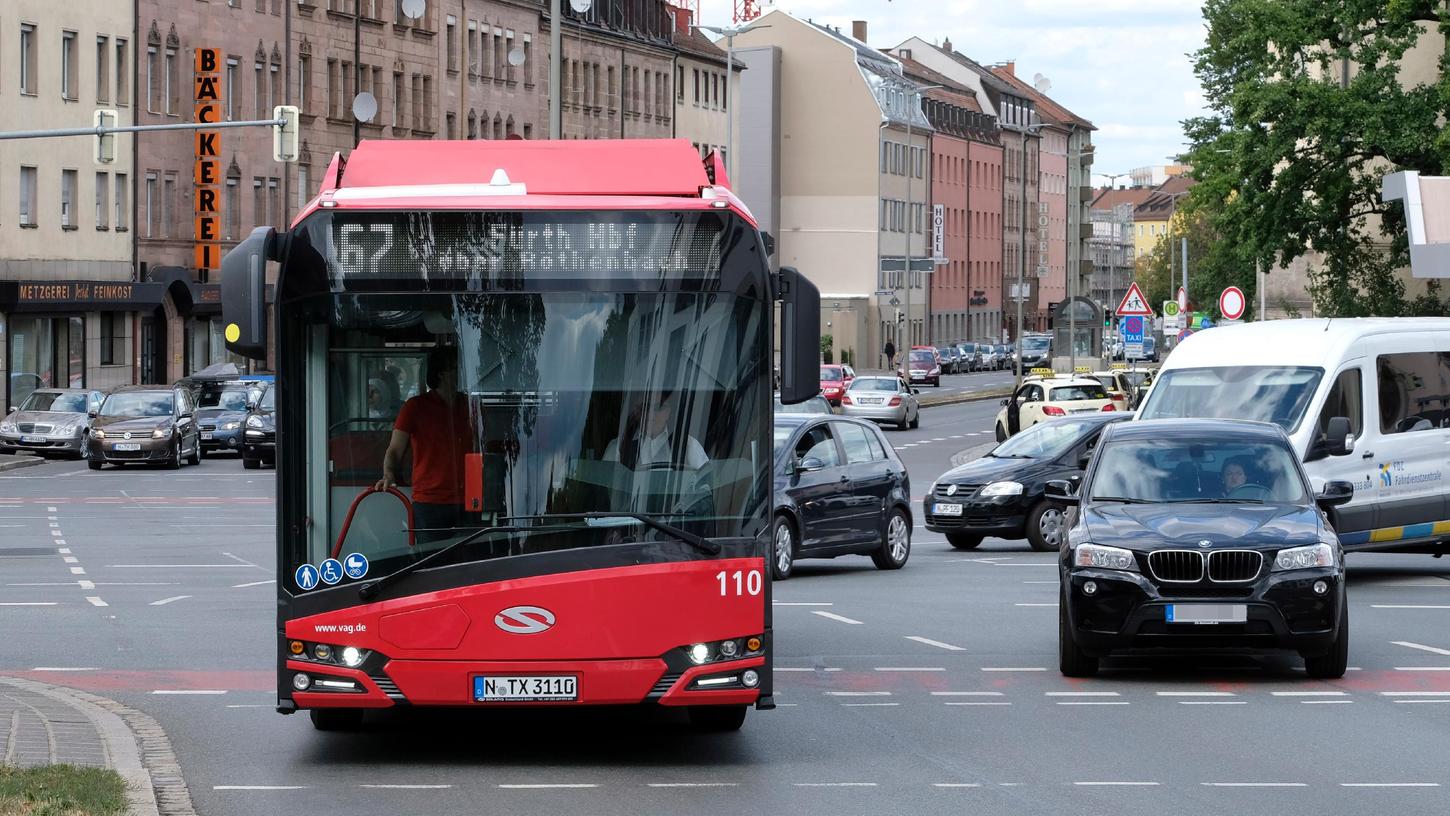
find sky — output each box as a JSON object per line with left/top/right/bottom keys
{"left": 695, "top": 0, "right": 1209, "bottom": 187}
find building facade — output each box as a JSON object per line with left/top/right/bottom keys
{"left": 1088, "top": 186, "right": 1150, "bottom": 311}
{"left": 668, "top": 8, "right": 738, "bottom": 163}
{"left": 0, "top": 0, "right": 136, "bottom": 412}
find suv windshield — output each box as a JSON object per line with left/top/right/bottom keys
{"left": 992, "top": 417, "right": 1102, "bottom": 460}
{"left": 20, "top": 392, "right": 86, "bottom": 413}
{"left": 102, "top": 393, "right": 173, "bottom": 417}
{"left": 1090, "top": 437, "right": 1308, "bottom": 503}
{"left": 200, "top": 390, "right": 249, "bottom": 411}
{"left": 1138, "top": 366, "right": 1324, "bottom": 432}
{"left": 259, "top": 386, "right": 275, "bottom": 410}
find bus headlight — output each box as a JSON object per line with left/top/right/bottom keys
{"left": 688, "top": 643, "right": 711, "bottom": 665}
{"left": 680, "top": 637, "right": 764, "bottom": 666}
{"left": 341, "top": 646, "right": 364, "bottom": 667}
{"left": 292, "top": 673, "right": 311, "bottom": 691}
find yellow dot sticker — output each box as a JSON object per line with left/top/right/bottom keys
{"left": 225, "top": 323, "right": 241, "bottom": 343}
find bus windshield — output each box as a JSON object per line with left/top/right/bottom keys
{"left": 284, "top": 211, "right": 770, "bottom": 586}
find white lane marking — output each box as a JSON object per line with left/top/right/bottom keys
{"left": 70, "top": 567, "right": 86, "bottom": 575}
{"left": 85, "top": 596, "right": 107, "bottom": 607}
{"left": 842, "top": 702, "right": 900, "bottom": 707}
{"left": 905, "top": 636, "right": 966, "bottom": 651}
{"left": 225, "top": 704, "right": 274, "bottom": 709}
{"left": 981, "top": 667, "right": 1046, "bottom": 672}
{"left": 1392, "top": 699, "right": 1450, "bottom": 704}
{"left": 221, "top": 551, "right": 263, "bottom": 568}
{"left": 1156, "top": 691, "right": 1236, "bottom": 697}
{"left": 776, "top": 667, "right": 842, "bottom": 672}
{"left": 824, "top": 691, "right": 891, "bottom": 697}
{"left": 53, "top": 540, "right": 65, "bottom": 546}
{"left": 62, "top": 556, "right": 78, "bottom": 564}
{"left": 1393, "top": 641, "right": 1450, "bottom": 656}
{"left": 1180, "top": 700, "right": 1247, "bottom": 705}
{"left": 1074, "top": 781, "right": 1159, "bottom": 786}
{"left": 793, "top": 783, "right": 878, "bottom": 787}
{"left": 108, "top": 564, "right": 251, "bottom": 568}
{"left": 1394, "top": 666, "right": 1450, "bottom": 671}
{"left": 31, "top": 667, "right": 98, "bottom": 672}
{"left": 873, "top": 667, "right": 945, "bottom": 672}
{"left": 1379, "top": 691, "right": 1450, "bottom": 696}
{"left": 1371, "top": 604, "right": 1450, "bottom": 609}
{"left": 215, "top": 786, "right": 307, "bottom": 791}
{"left": 152, "top": 689, "right": 227, "bottom": 695}
{"left": 49, "top": 522, "right": 59, "bottom": 528}
{"left": 498, "top": 784, "right": 599, "bottom": 789}
{"left": 1202, "top": 782, "right": 1307, "bottom": 787}
{"left": 931, "top": 691, "right": 1003, "bottom": 697}
{"left": 1058, "top": 701, "right": 1133, "bottom": 706}
{"left": 1046, "top": 692, "right": 1120, "bottom": 697}
{"left": 1015, "top": 603, "right": 1058, "bottom": 607}
{"left": 1271, "top": 691, "right": 1346, "bottom": 697}
{"left": 944, "top": 702, "right": 1012, "bottom": 706}
{"left": 646, "top": 783, "right": 741, "bottom": 788}
{"left": 47, "top": 506, "right": 57, "bottom": 512}
{"left": 1302, "top": 700, "right": 1355, "bottom": 705}
{"left": 0, "top": 602, "right": 59, "bottom": 606}
{"left": 150, "top": 596, "right": 192, "bottom": 606}
{"left": 231, "top": 579, "right": 276, "bottom": 588}
{"left": 361, "top": 784, "right": 454, "bottom": 789}
{"left": 933, "top": 783, "right": 982, "bottom": 788}
{"left": 811, "top": 611, "right": 864, "bottom": 625}
{"left": 773, "top": 602, "right": 833, "bottom": 606}
{"left": 1339, "top": 783, "right": 1440, "bottom": 787}
{"left": 50, "top": 530, "right": 61, "bottom": 537}
{"left": 47, "top": 515, "right": 57, "bottom": 521}
{"left": 57, "top": 548, "right": 71, "bottom": 554}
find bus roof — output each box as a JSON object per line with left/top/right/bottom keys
{"left": 300, "top": 139, "right": 750, "bottom": 224}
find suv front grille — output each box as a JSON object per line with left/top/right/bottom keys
{"left": 1207, "top": 550, "right": 1263, "bottom": 582}
{"left": 1148, "top": 550, "right": 1204, "bottom": 583}
{"left": 934, "top": 483, "right": 980, "bottom": 500}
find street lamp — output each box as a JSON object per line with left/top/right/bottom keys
{"left": 898, "top": 82, "right": 940, "bottom": 349}
{"left": 1096, "top": 171, "right": 1133, "bottom": 336}
{"left": 696, "top": 23, "right": 769, "bottom": 179}
{"left": 1004, "top": 119, "right": 1042, "bottom": 389}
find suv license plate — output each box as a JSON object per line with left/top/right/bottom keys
{"left": 113, "top": 443, "right": 142, "bottom": 452}
{"left": 934, "top": 503, "right": 963, "bottom": 516}
{"left": 473, "top": 675, "right": 578, "bottom": 702}
{"left": 1165, "top": 604, "right": 1247, "bottom": 624}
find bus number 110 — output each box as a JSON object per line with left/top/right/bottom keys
{"left": 717, "top": 570, "right": 763, "bottom": 597}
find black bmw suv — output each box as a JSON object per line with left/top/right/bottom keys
{"left": 1052, "top": 419, "right": 1352, "bottom": 679}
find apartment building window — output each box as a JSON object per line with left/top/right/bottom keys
{"left": 225, "top": 176, "right": 239, "bottom": 239}
{"left": 114, "top": 173, "right": 127, "bottom": 231}
{"left": 295, "top": 164, "right": 309, "bottom": 212}
{"left": 492, "top": 113, "right": 502, "bottom": 140}
{"left": 411, "top": 74, "right": 423, "bottom": 130}
{"left": 57, "top": 169, "right": 77, "bottom": 228}
{"left": 522, "top": 35, "right": 533, "bottom": 85}
{"left": 446, "top": 16, "right": 457, "bottom": 72}
{"left": 642, "top": 71, "right": 651, "bottom": 116}
{"left": 19, "top": 167, "right": 38, "bottom": 226}
{"left": 144, "top": 172, "right": 157, "bottom": 236}
{"left": 270, "top": 60, "right": 281, "bottom": 114}
{"left": 444, "top": 111, "right": 456, "bottom": 139}
{"left": 162, "top": 173, "right": 176, "bottom": 237}
{"left": 145, "top": 46, "right": 159, "bottom": 110}
{"left": 20, "top": 24, "right": 38, "bottom": 95}
{"left": 268, "top": 178, "right": 280, "bottom": 227}
{"left": 62, "top": 31, "right": 78, "bottom": 100}
{"left": 252, "top": 178, "right": 264, "bottom": 229}
{"left": 164, "top": 48, "right": 178, "bottom": 114}
{"left": 254, "top": 59, "right": 266, "bottom": 118}
{"left": 504, "top": 31, "right": 515, "bottom": 82}
{"left": 467, "top": 21, "right": 477, "bottom": 74}
{"left": 492, "top": 29, "right": 502, "bottom": 77}
{"left": 95, "top": 172, "right": 109, "bottom": 229}
{"left": 223, "top": 58, "right": 239, "bottom": 120}
{"left": 297, "top": 54, "right": 310, "bottom": 114}
{"left": 115, "top": 39, "right": 129, "bottom": 105}
{"left": 96, "top": 36, "right": 110, "bottom": 102}
{"left": 392, "top": 70, "right": 404, "bottom": 128}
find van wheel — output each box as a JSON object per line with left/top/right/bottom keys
{"left": 1304, "top": 602, "right": 1349, "bottom": 679}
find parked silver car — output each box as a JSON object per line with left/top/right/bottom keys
{"left": 976, "top": 344, "right": 999, "bottom": 371}
{"left": 841, "top": 375, "right": 921, "bottom": 430}
{"left": 0, "top": 388, "right": 106, "bottom": 459}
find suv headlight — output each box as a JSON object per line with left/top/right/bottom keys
{"left": 221, "top": 421, "right": 241, "bottom": 431}
{"left": 980, "top": 481, "right": 1023, "bottom": 497}
{"left": 246, "top": 415, "right": 265, "bottom": 429}
{"left": 151, "top": 427, "right": 172, "bottom": 439}
{"left": 1273, "top": 543, "right": 1336, "bottom": 571}
{"left": 1074, "top": 543, "right": 1139, "bottom": 572}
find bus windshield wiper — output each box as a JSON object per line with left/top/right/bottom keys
{"left": 357, "top": 513, "right": 720, "bottom": 602}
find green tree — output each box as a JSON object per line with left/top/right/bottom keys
{"left": 1138, "top": 209, "right": 1255, "bottom": 318}
{"left": 1182, "top": 0, "right": 1450, "bottom": 316}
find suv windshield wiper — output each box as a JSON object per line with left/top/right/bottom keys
{"left": 357, "top": 512, "right": 720, "bottom": 601}
{"left": 1091, "top": 496, "right": 1161, "bottom": 504}
{"left": 1180, "top": 498, "right": 1266, "bottom": 504}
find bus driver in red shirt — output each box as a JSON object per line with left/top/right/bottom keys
{"left": 376, "top": 346, "right": 477, "bottom": 544}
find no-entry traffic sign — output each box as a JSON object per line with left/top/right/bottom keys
{"left": 1116, "top": 282, "right": 1154, "bottom": 317}
{"left": 1220, "top": 286, "right": 1246, "bottom": 321}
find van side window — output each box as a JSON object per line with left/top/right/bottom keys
{"left": 1378, "top": 353, "right": 1448, "bottom": 434}
{"left": 1317, "top": 368, "right": 1362, "bottom": 439}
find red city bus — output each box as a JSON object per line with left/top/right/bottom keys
{"left": 221, "top": 139, "right": 820, "bottom": 731}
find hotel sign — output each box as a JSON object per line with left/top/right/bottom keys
{"left": 194, "top": 48, "right": 222, "bottom": 274}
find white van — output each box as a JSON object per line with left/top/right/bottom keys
{"left": 1137, "top": 318, "right": 1450, "bottom": 553}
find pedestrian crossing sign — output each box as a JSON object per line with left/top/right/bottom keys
{"left": 1116, "top": 282, "right": 1154, "bottom": 317}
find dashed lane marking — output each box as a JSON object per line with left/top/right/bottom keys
{"left": 824, "top": 692, "right": 892, "bottom": 697}
{"left": 1046, "top": 692, "right": 1120, "bottom": 697}
{"left": 1015, "top": 603, "right": 1058, "bottom": 607}
{"left": 1202, "top": 782, "right": 1307, "bottom": 787}
{"left": 232, "top": 580, "right": 276, "bottom": 588}
{"left": 106, "top": 564, "right": 253, "bottom": 568}
{"left": 1393, "top": 641, "right": 1450, "bottom": 656}
{"left": 69, "top": 567, "right": 85, "bottom": 575}
{"left": 1302, "top": 700, "right": 1354, "bottom": 704}
{"left": 931, "top": 692, "right": 1003, "bottom": 697}
{"left": 1379, "top": 691, "right": 1450, "bottom": 696}
{"left": 646, "top": 783, "right": 741, "bottom": 788}
{"left": 361, "top": 785, "right": 454, "bottom": 790}
{"left": 1058, "top": 701, "right": 1131, "bottom": 706}
{"left": 1156, "top": 691, "right": 1236, "bottom": 697}
{"left": 31, "top": 667, "right": 97, "bottom": 672}
{"left": 874, "top": 667, "right": 945, "bottom": 672}
{"left": 150, "top": 596, "right": 192, "bottom": 606}
{"left": 793, "top": 783, "right": 878, "bottom": 788}
{"left": 0, "top": 602, "right": 59, "bottom": 606}
{"left": 933, "top": 783, "right": 983, "bottom": 788}
{"left": 1371, "top": 605, "right": 1450, "bottom": 609}
{"left": 981, "top": 667, "right": 1047, "bottom": 672}
{"left": 842, "top": 703, "right": 900, "bottom": 707}
{"left": 944, "top": 702, "right": 1012, "bottom": 706}
{"left": 85, "top": 597, "right": 107, "bottom": 607}
{"left": 811, "top": 611, "right": 864, "bottom": 625}
{"left": 904, "top": 636, "right": 965, "bottom": 651}
{"left": 776, "top": 667, "right": 842, "bottom": 672}
{"left": 1340, "top": 783, "right": 1440, "bottom": 787}
{"left": 1393, "top": 667, "right": 1450, "bottom": 671}
{"left": 215, "top": 786, "right": 307, "bottom": 791}
{"left": 62, "top": 557, "right": 78, "bottom": 564}
{"left": 152, "top": 690, "right": 227, "bottom": 695}
{"left": 1180, "top": 701, "right": 1247, "bottom": 705}
{"left": 498, "top": 784, "right": 599, "bottom": 790}
{"left": 1270, "top": 691, "right": 1345, "bottom": 696}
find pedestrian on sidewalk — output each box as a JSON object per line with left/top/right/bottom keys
{"left": 883, "top": 339, "right": 896, "bottom": 371}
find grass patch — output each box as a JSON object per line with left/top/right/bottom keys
{"left": 0, "top": 765, "right": 127, "bottom": 816}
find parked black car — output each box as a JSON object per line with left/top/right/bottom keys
{"left": 771, "top": 414, "right": 912, "bottom": 579}
{"left": 925, "top": 414, "right": 1128, "bottom": 552}
{"left": 242, "top": 385, "right": 276, "bottom": 469}
{"left": 195, "top": 384, "right": 252, "bottom": 457}
{"left": 1052, "top": 419, "right": 1352, "bottom": 679}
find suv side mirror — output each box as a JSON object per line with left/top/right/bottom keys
{"left": 1317, "top": 480, "right": 1354, "bottom": 509}
{"left": 87, "top": 410, "right": 99, "bottom": 419}
{"left": 795, "top": 456, "right": 826, "bottom": 473}
{"left": 247, "top": 402, "right": 258, "bottom": 412}
{"left": 1044, "top": 479, "right": 1079, "bottom": 506}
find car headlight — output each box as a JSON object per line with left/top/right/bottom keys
{"left": 1273, "top": 543, "right": 1336, "bottom": 571}
{"left": 90, "top": 428, "right": 105, "bottom": 439}
{"left": 1074, "top": 543, "right": 1139, "bottom": 572}
{"left": 246, "top": 415, "right": 265, "bottom": 429}
{"left": 222, "top": 421, "right": 241, "bottom": 431}
{"left": 0, "top": 419, "right": 15, "bottom": 433}
{"left": 980, "top": 481, "right": 1023, "bottom": 497}
{"left": 151, "top": 427, "right": 172, "bottom": 439}
{"left": 930, "top": 367, "right": 940, "bottom": 375}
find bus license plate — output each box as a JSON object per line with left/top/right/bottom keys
{"left": 113, "top": 443, "right": 142, "bottom": 451}
{"left": 473, "top": 675, "right": 578, "bottom": 702}
{"left": 1165, "top": 604, "right": 1246, "bottom": 624}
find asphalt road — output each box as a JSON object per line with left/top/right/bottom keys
{"left": 5, "top": 402, "right": 1450, "bottom": 816}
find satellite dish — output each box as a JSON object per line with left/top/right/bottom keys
{"left": 352, "top": 91, "right": 377, "bottom": 124}
{"left": 569, "top": 0, "right": 593, "bottom": 11}
{"left": 1033, "top": 73, "right": 1052, "bottom": 93}
{"left": 507, "top": 47, "right": 526, "bottom": 67}
{"left": 399, "top": 0, "right": 425, "bottom": 19}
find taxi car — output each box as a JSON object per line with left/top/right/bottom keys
{"left": 1087, "top": 367, "right": 1146, "bottom": 412}
{"left": 994, "top": 370, "right": 1116, "bottom": 441}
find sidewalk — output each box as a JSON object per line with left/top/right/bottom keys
{"left": 0, "top": 676, "right": 196, "bottom": 816}
{"left": 0, "top": 453, "right": 44, "bottom": 473}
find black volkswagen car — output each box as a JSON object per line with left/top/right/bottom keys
{"left": 241, "top": 384, "right": 276, "bottom": 469}
{"left": 1053, "top": 419, "right": 1352, "bottom": 679}
{"left": 926, "top": 414, "right": 1128, "bottom": 552}
{"left": 771, "top": 414, "right": 912, "bottom": 580}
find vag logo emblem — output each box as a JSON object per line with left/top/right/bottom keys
{"left": 494, "top": 606, "right": 556, "bottom": 634}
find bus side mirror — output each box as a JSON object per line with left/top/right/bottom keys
{"left": 777, "top": 266, "right": 821, "bottom": 406}
{"left": 221, "top": 226, "right": 279, "bottom": 361}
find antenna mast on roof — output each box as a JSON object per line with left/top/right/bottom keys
{"left": 735, "top": 0, "right": 762, "bottom": 24}
{"left": 668, "top": 0, "right": 699, "bottom": 21}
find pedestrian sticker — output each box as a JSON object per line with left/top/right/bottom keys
{"left": 319, "top": 558, "right": 344, "bottom": 586}
{"left": 343, "top": 553, "right": 369, "bottom": 580}
{"left": 295, "top": 564, "right": 320, "bottom": 591}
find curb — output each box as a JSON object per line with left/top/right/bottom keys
{"left": 950, "top": 440, "right": 997, "bottom": 469}
{"left": 0, "top": 677, "right": 197, "bottom": 816}
{"left": 0, "top": 454, "right": 44, "bottom": 472}
{"left": 919, "top": 388, "right": 1012, "bottom": 410}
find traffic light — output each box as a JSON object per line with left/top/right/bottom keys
{"left": 272, "top": 105, "right": 300, "bottom": 163}
{"left": 93, "top": 109, "right": 118, "bottom": 164}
